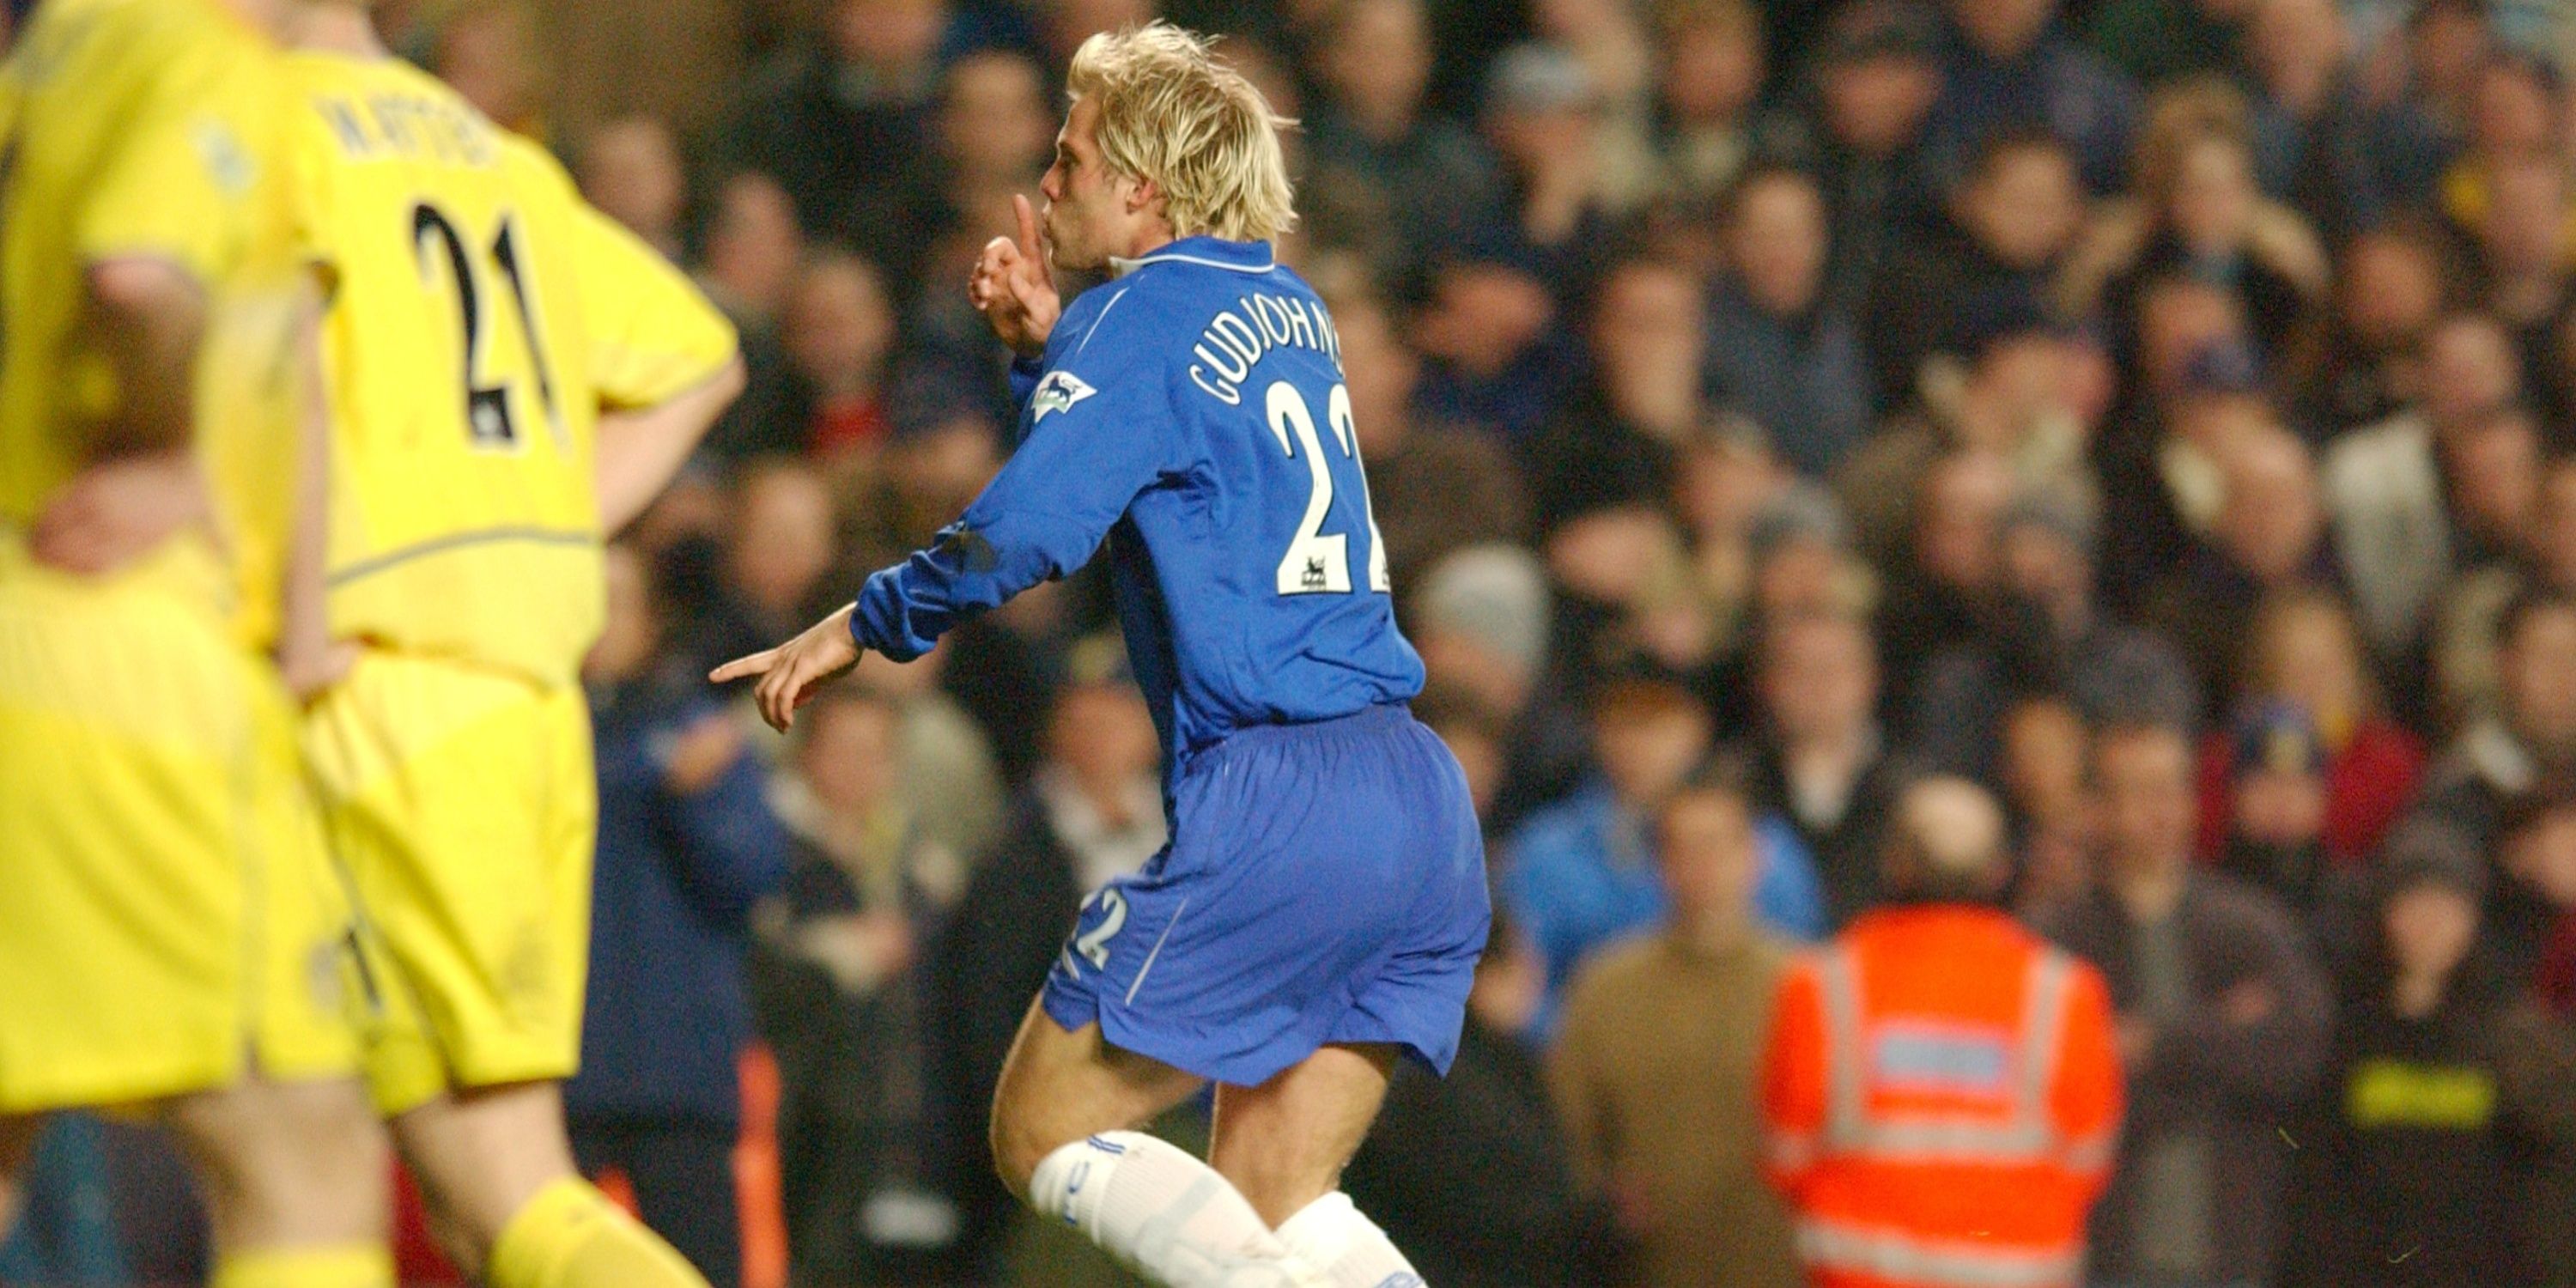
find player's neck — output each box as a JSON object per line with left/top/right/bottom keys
{"left": 291, "top": 3, "right": 392, "bottom": 58}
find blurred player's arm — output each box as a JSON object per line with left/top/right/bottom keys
{"left": 568, "top": 201, "right": 744, "bottom": 532}
{"left": 276, "top": 287, "right": 349, "bottom": 698}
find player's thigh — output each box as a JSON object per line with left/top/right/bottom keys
{"left": 988, "top": 998, "right": 1205, "bottom": 1194}
{"left": 161, "top": 1073, "right": 389, "bottom": 1249}
{"left": 391, "top": 1079, "right": 580, "bottom": 1256}
{"left": 1207, "top": 1042, "right": 1400, "bottom": 1227}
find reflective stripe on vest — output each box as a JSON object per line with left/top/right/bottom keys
{"left": 1816, "top": 942, "right": 2077, "bottom": 1165}
{"left": 1797, "top": 1218, "right": 2082, "bottom": 1288}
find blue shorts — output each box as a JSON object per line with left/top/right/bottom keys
{"left": 1041, "top": 703, "right": 1491, "bottom": 1086}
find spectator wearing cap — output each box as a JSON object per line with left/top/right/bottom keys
{"left": 2091, "top": 280, "right": 2259, "bottom": 616}
{"left": 1919, "top": 0, "right": 2140, "bottom": 197}
{"left": 2035, "top": 720, "right": 2330, "bottom": 1288}
{"left": 1750, "top": 0, "right": 1947, "bottom": 321}
{"left": 1703, "top": 166, "right": 1875, "bottom": 478}
{"left": 1476, "top": 43, "right": 1620, "bottom": 306}
{"left": 1410, "top": 544, "right": 1592, "bottom": 832}
{"left": 2207, "top": 702, "right": 2336, "bottom": 916}
{"left": 2413, "top": 588, "right": 2576, "bottom": 858}
{"left": 1552, "top": 764, "right": 1802, "bottom": 1288}
{"left": 1906, "top": 487, "right": 2199, "bottom": 786}
{"left": 1739, "top": 611, "right": 1918, "bottom": 928}
{"left": 2287, "top": 823, "right": 2526, "bottom": 1288}
{"left": 2324, "top": 312, "right": 2529, "bottom": 659}
{"left": 2194, "top": 589, "right": 2426, "bottom": 872}
{"left": 1761, "top": 777, "right": 2122, "bottom": 1288}
{"left": 1862, "top": 131, "right": 2089, "bottom": 414}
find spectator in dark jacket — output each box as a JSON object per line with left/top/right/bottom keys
{"left": 1704, "top": 166, "right": 1874, "bottom": 477}
{"left": 1919, "top": 0, "right": 2139, "bottom": 196}
{"left": 568, "top": 545, "right": 790, "bottom": 1288}
{"left": 2036, "top": 720, "right": 2332, "bottom": 1288}
{"left": 1741, "top": 611, "right": 1917, "bottom": 927}
{"left": 2413, "top": 588, "right": 2576, "bottom": 856}
{"left": 1345, "top": 910, "right": 1618, "bottom": 1287}
{"left": 927, "top": 667, "right": 1167, "bottom": 1281}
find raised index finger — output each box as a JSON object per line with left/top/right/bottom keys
{"left": 708, "top": 648, "right": 780, "bottom": 684}
{"left": 1014, "top": 193, "right": 1042, "bottom": 263}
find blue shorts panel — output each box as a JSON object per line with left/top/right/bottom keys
{"left": 1041, "top": 704, "right": 1491, "bottom": 1086}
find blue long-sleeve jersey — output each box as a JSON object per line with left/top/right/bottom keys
{"left": 852, "top": 236, "right": 1425, "bottom": 784}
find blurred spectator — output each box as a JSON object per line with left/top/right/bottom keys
{"left": 1302, "top": 0, "right": 1504, "bottom": 293}
{"left": 1528, "top": 255, "right": 1704, "bottom": 531}
{"left": 2476, "top": 150, "right": 2576, "bottom": 420}
{"left": 2036, "top": 720, "right": 2331, "bottom": 1288}
{"left": 2282, "top": 222, "right": 2455, "bottom": 437}
{"left": 2144, "top": 422, "right": 2341, "bottom": 705}
{"left": 2440, "top": 50, "right": 2573, "bottom": 234}
{"left": 929, "top": 668, "right": 1164, "bottom": 1279}
{"left": 1705, "top": 166, "right": 1874, "bottom": 477}
{"left": 1872, "top": 449, "right": 2008, "bottom": 700}
{"left": 2413, "top": 588, "right": 2576, "bottom": 854}
{"left": 720, "top": 0, "right": 955, "bottom": 275}
{"left": 2244, "top": 0, "right": 2451, "bottom": 240}
{"left": 432, "top": 0, "right": 546, "bottom": 134}
{"left": 2195, "top": 589, "right": 2425, "bottom": 867}
{"left": 1762, "top": 778, "right": 2122, "bottom": 1288}
{"left": 1648, "top": 0, "right": 1766, "bottom": 209}
{"left": 1411, "top": 544, "right": 1590, "bottom": 829}
{"left": 1756, "top": 0, "right": 1948, "bottom": 319}
{"left": 2204, "top": 702, "right": 2336, "bottom": 915}
{"left": 2061, "top": 82, "right": 2332, "bottom": 358}
{"left": 2500, "top": 984, "right": 2576, "bottom": 1288}
{"left": 1741, "top": 611, "right": 1915, "bottom": 928}
{"left": 1345, "top": 910, "right": 1618, "bottom": 1287}
{"left": 698, "top": 171, "right": 810, "bottom": 331}
{"left": 570, "top": 546, "right": 788, "bottom": 1288}
{"left": 1323, "top": 283, "right": 1529, "bottom": 593}
{"left": 2441, "top": 402, "right": 2546, "bottom": 571}
{"left": 2323, "top": 312, "right": 2526, "bottom": 659}
{"left": 1862, "top": 132, "right": 2088, "bottom": 414}
{"left": 2434, "top": 453, "right": 2576, "bottom": 728}
{"left": 693, "top": 459, "right": 841, "bottom": 667}
{"left": 777, "top": 251, "right": 901, "bottom": 460}
{"left": 1411, "top": 257, "right": 1582, "bottom": 443}
{"left": 751, "top": 687, "right": 974, "bottom": 1285}
{"left": 578, "top": 115, "right": 689, "bottom": 260}
{"left": 1477, "top": 44, "right": 1618, "bottom": 302}
{"left": 1524, "top": 0, "right": 1662, "bottom": 215}
{"left": 848, "top": 648, "right": 1007, "bottom": 866}
{"left": 1552, "top": 766, "right": 1801, "bottom": 1288}
{"left": 1920, "top": 0, "right": 2140, "bottom": 197}
{"left": 2493, "top": 786, "right": 2576, "bottom": 993}
{"left": 2092, "top": 279, "right": 2257, "bottom": 609}
{"left": 2287, "top": 826, "right": 2525, "bottom": 1288}
{"left": 1997, "top": 695, "right": 2096, "bottom": 912}
{"left": 1907, "top": 488, "right": 2198, "bottom": 783}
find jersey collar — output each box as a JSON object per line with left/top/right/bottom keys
{"left": 1109, "top": 236, "right": 1277, "bottom": 278}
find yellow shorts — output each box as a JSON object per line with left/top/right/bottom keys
{"left": 0, "top": 535, "right": 361, "bottom": 1115}
{"left": 302, "top": 649, "right": 595, "bottom": 1116}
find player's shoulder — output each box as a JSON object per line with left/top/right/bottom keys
{"left": 21, "top": 0, "right": 272, "bottom": 106}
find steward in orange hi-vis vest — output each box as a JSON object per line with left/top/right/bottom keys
{"left": 1761, "top": 780, "right": 2123, "bottom": 1288}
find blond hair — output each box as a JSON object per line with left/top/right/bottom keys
{"left": 1066, "top": 23, "right": 1297, "bottom": 242}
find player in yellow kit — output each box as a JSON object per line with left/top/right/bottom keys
{"left": 0, "top": 0, "right": 392, "bottom": 1285}
{"left": 281, "top": 3, "right": 744, "bottom": 1285}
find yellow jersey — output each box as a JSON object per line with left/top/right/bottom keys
{"left": 0, "top": 0, "right": 307, "bottom": 647}
{"left": 285, "top": 51, "right": 735, "bottom": 686}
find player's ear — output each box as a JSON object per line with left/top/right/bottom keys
{"left": 1124, "top": 175, "right": 1162, "bottom": 218}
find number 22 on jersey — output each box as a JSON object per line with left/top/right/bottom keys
{"left": 412, "top": 200, "right": 560, "bottom": 452}
{"left": 1266, "top": 379, "right": 1388, "bottom": 597}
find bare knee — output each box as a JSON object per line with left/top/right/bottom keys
{"left": 392, "top": 1080, "right": 579, "bottom": 1271}
{"left": 986, "top": 1003, "right": 1201, "bottom": 1202}
{"left": 166, "top": 1077, "right": 389, "bottom": 1251}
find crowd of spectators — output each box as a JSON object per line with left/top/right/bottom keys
{"left": 11, "top": 0, "right": 2576, "bottom": 1284}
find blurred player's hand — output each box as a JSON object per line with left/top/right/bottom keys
{"left": 29, "top": 448, "right": 210, "bottom": 576}
{"left": 970, "top": 194, "right": 1060, "bottom": 358}
{"left": 709, "top": 603, "right": 862, "bottom": 732}
{"left": 661, "top": 709, "right": 744, "bottom": 794}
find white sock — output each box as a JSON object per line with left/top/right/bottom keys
{"left": 1028, "top": 1132, "right": 1312, "bottom": 1288}
{"left": 1274, "top": 1192, "right": 1424, "bottom": 1288}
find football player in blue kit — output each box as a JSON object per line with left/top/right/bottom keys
{"left": 710, "top": 22, "right": 1484, "bottom": 1288}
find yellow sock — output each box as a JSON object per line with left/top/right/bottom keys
{"left": 488, "top": 1177, "right": 709, "bottom": 1288}
{"left": 210, "top": 1242, "right": 394, "bottom": 1288}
